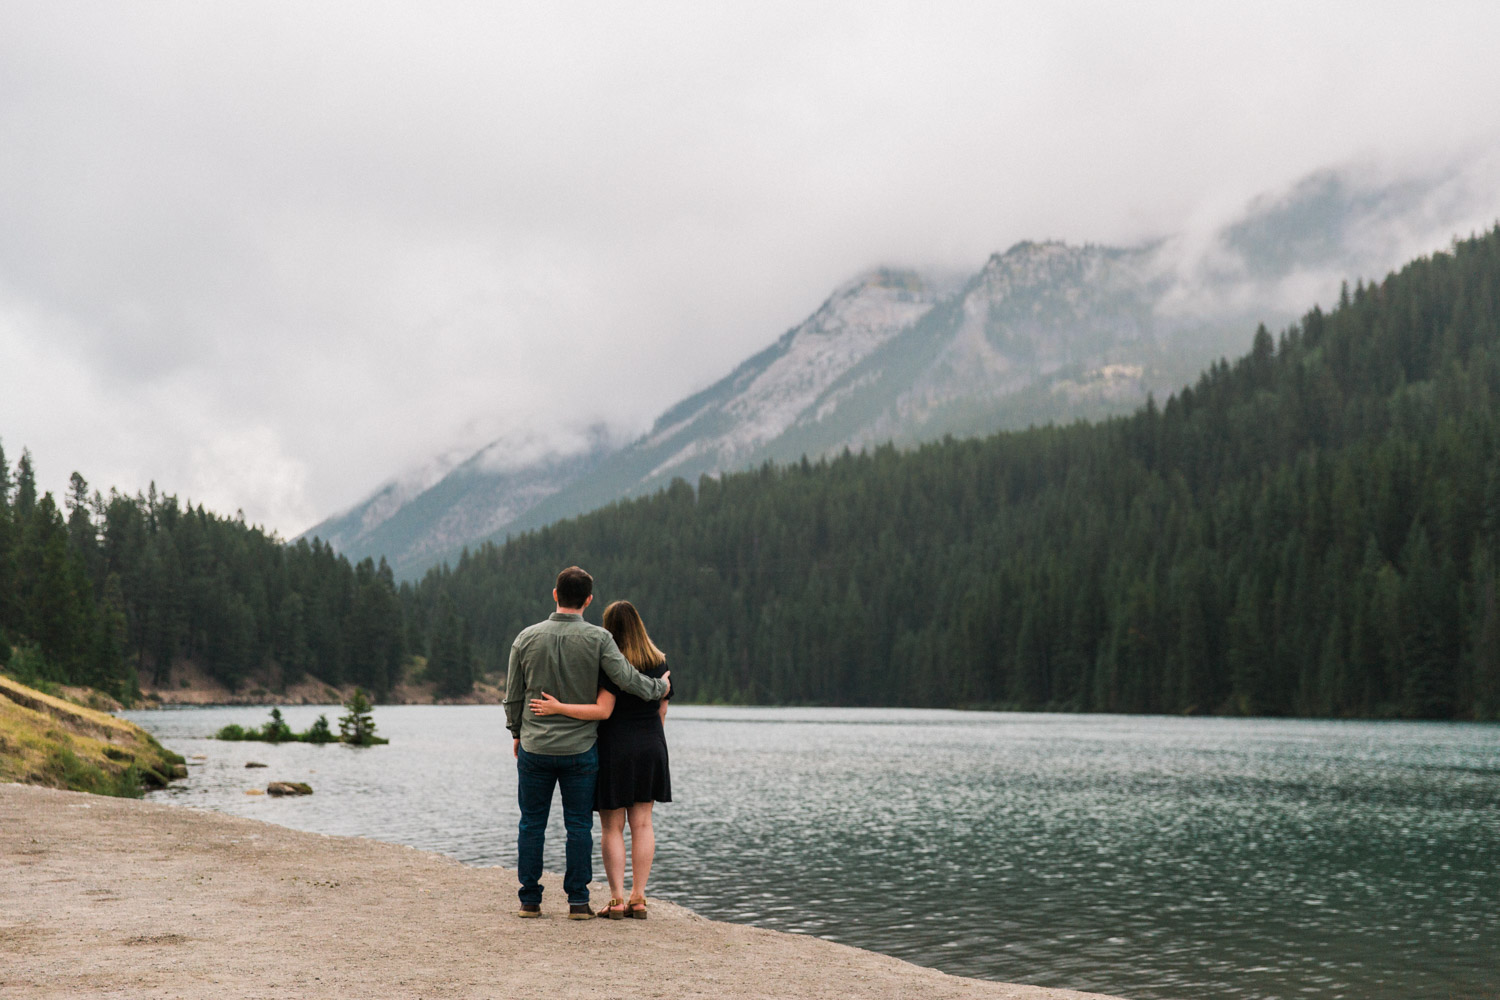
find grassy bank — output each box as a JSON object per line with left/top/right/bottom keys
{"left": 0, "top": 674, "right": 185, "bottom": 796}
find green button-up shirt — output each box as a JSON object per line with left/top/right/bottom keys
{"left": 504, "top": 612, "right": 670, "bottom": 756}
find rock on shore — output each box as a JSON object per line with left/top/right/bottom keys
{"left": 1, "top": 783, "right": 1126, "bottom": 1000}
{"left": 135, "top": 658, "right": 506, "bottom": 707}
{"left": 266, "top": 781, "right": 313, "bottom": 796}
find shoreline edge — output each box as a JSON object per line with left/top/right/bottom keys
{"left": 3, "top": 782, "right": 1127, "bottom": 1000}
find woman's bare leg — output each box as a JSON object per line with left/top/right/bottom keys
{"left": 625, "top": 801, "right": 655, "bottom": 902}
{"left": 600, "top": 808, "right": 627, "bottom": 904}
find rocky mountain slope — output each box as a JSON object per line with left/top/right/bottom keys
{"left": 302, "top": 166, "right": 1483, "bottom": 578}
{"left": 305, "top": 430, "right": 613, "bottom": 577}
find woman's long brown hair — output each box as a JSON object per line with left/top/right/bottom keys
{"left": 602, "top": 600, "right": 665, "bottom": 671}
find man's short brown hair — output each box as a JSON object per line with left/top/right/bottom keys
{"left": 555, "top": 566, "right": 593, "bottom": 609}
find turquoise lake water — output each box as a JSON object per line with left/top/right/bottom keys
{"left": 125, "top": 705, "right": 1500, "bottom": 1000}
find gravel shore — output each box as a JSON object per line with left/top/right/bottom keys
{"left": 1, "top": 783, "right": 1125, "bottom": 999}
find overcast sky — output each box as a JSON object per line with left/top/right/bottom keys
{"left": 2, "top": 1, "right": 1499, "bottom": 537}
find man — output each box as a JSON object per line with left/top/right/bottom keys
{"left": 504, "top": 565, "right": 670, "bottom": 919}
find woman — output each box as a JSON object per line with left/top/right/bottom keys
{"left": 529, "top": 599, "right": 672, "bottom": 920}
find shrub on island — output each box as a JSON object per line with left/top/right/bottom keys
{"left": 303, "top": 714, "right": 336, "bottom": 744}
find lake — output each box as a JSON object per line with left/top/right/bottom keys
{"left": 124, "top": 705, "right": 1500, "bottom": 1000}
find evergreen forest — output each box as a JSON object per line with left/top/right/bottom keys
{"left": 5, "top": 227, "right": 1500, "bottom": 718}
{"left": 0, "top": 465, "right": 411, "bottom": 702}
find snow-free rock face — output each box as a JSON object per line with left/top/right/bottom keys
{"left": 302, "top": 166, "right": 1480, "bottom": 578}
{"left": 832, "top": 241, "right": 1171, "bottom": 451}
{"left": 638, "top": 269, "right": 951, "bottom": 482}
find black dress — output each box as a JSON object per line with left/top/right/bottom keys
{"left": 594, "top": 660, "right": 672, "bottom": 811}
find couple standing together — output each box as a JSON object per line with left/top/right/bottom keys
{"left": 503, "top": 565, "right": 673, "bottom": 920}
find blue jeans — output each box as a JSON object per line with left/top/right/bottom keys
{"left": 516, "top": 745, "right": 598, "bottom": 905}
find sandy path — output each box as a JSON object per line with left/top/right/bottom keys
{"left": 0, "top": 784, "right": 1125, "bottom": 999}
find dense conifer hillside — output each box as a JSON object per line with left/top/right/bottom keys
{"left": 410, "top": 227, "right": 1500, "bottom": 719}
{"left": 0, "top": 465, "right": 405, "bottom": 702}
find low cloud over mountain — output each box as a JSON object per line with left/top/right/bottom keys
{"left": 304, "top": 163, "right": 1497, "bottom": 577}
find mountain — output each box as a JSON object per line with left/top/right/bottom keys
{"left": 303, "top": 165, "right": 1485, "bottom": 578}
{"left": 409, "top": 225, "right": 1500, "bottom": 719}
{"left": 303, "top": 428, "right": 615, "bottom": 578}
{"left": 305, "top": 243, "right": 1245, "bottom": 578}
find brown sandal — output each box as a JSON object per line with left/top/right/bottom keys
{"left": 626, "top": 898, "right": 647, "bottom": 919}
{"left": 600, "top": 897, "right": 627, "bottom": 920}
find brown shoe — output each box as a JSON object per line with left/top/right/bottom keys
{"left": 517, "top": 903, "right": 542, "bottom": 918}
{"left": 567, "top": 903, "right": 596, "bottom": 920}
{"left": 626, "top": 898, "right": 647, "bottom": 919}
{"left": 599, "top": 897, "right": 626, "bottom": 920}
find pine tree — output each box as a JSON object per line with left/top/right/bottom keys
{"left": 0, "top": 440, "right": 15, "bottom": 634}
{"left": 337, "top": 688, "right": 386, "bottom": 745}
{"left": 1472, "top": 549, "right": 1500, "bottom": 720}
{"left": 261, "top": 707, "right": 294, "bottom": 743}
{"left": 276, "top": 592, "right": 311, "bottom": 685}
{"left": 427, "top": 596, "right": 471, "bottom": 699}
{"left": 1226, "top": 578, "right": 1267, "bottom": 715}
{"left": 14, "top": 450, "right": 36, "bottom": 517}
{"left": 1398, "top": 525, "right": 1453, "bottom": 717}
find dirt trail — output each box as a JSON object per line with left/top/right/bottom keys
{"left": 0, "top": 783, "right": 1126, "bottom": 999}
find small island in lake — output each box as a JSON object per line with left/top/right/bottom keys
{"left": 213, "top": 689, "right": 388, "bottom": 746}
